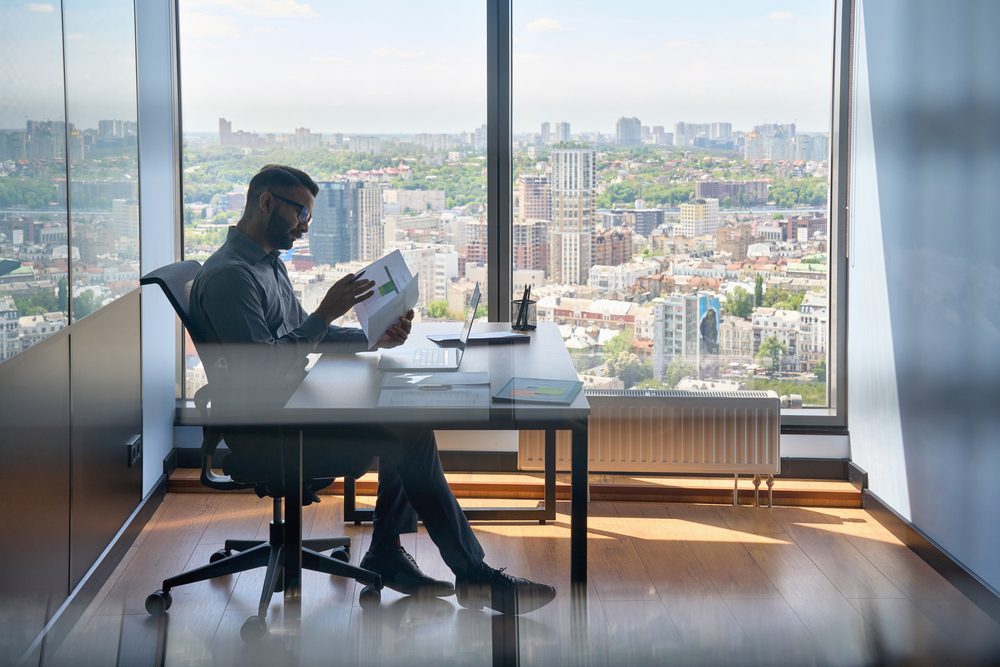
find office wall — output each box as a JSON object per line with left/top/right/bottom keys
{"left": 849, "top": 0, "right": 1000, "bottom": 593}
{"left": 136, "top": 0, "right": 180, "bottom": 496}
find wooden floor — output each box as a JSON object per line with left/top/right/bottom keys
{"left": 45, "top": 493, "right": 1000, "bottom": 667}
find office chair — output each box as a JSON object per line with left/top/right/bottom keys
{"left": 139, "top": 260, "right": 382, "bottom": 640}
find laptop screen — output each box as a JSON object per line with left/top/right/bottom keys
{"left": 456, "top": 283, "right": 481, "bottom": 353}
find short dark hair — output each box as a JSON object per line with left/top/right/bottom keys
{"left": 246, "top": 165, "right": 319, "bottom": 208}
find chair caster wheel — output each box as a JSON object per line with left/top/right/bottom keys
{"left": 209, "top": 549, "right": 230, "bottom": 564}
{"left": 332, "top": 547, "right": 350, "bottom": 562}
{"left": 359, "top": 585, "right": 381, "bottom": 610}
{"left": 240, "top": 615, "right": 268, "bottom": 642}
{"left": 145, "top": 590, "right": 172, "bottom": 616}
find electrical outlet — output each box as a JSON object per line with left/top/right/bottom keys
{"left": 126, "top": 434, "right": 142, "bottom": 467}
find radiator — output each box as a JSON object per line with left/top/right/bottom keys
{"left": 518, "top": 389, "right": 781, "bottom": 474}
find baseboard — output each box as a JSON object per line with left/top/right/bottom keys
{"left": 863, "top": 489, "right": 1000, "bottom": 626}
{"left": 848, "top": 460, "right": 868, "bottom": 493}
{"left": 22, "top": 473, "right": 169, "bottom": 663}
{"left": 171, "top": 445, "right": 848, "bottom": 479}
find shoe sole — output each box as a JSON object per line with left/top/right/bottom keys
{"left": 382, "top": 580, "right": 455, "bottom": 598}
{"left": 457, "top": 585, "right": 556, "bottom": 615}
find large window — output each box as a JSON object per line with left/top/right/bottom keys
{"left": 511, "top": 1, "right": 836, "bottom": 407}
{"left": 0, "top": 0, "right": 138, "bottom": 365}
{"left": 178, "top": 0, "right": 487, "bottom": 396}
{"left": 177, "top": 1, "right": 845, "bottom": 418}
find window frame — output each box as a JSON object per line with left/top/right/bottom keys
{"left": 173, "top": 0, "right": 853, "bottom": 430}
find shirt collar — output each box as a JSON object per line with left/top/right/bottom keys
{"left": 226, "top": 226, "right": 280, "bottom": 265}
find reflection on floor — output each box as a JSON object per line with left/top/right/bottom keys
{"left": 44, "top": 494, "right": 1000, "bottom": 666}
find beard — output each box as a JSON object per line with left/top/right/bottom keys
{"left": 265, "top": 210, "right": 296, "bottom": 250}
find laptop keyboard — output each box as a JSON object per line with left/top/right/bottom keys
{"left": 414, "top": 348, "right": 448, "bottom": 366}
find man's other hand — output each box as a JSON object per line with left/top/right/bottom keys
{"left": 375, "top": 310, "right": 414, "bottom": 349}
{"left": 315, "top": 273, "right": 375, "bottom": 324}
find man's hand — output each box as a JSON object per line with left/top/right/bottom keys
{"left": 375, "top": 309, "right": 414, "bottom": 349}
{"left": 314, "top": 273, "right": 375, "bottom": 325}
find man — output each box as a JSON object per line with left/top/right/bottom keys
{"left": 189, "top": 165, "right": 555, "bottom": 615}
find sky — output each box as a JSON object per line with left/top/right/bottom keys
{"left": 0, "top": 0, "right": 835, "bottom": 135}
{"left": 0, "top": 1, "right": 137, "bottom": 130}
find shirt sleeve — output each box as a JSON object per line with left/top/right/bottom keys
{"left": 320, "top": 324, "right": 370, "bottom": 353}
{"left": 195, "top": 266, "right": 327, "bottom": 380}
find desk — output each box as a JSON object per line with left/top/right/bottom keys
{"left": 278, "top": 322, "right": 590, "bottom": 602}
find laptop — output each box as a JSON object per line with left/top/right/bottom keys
{"left": 377, "top": 283, "right": 480, "bottom": 372}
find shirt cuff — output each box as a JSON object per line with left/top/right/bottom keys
{"left": 298, "top": 313, "right": 329, "bottom": 343}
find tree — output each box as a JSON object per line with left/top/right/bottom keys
{"left": 723, "top": 286, "right": 753, "bottom": 319}
{"left": 607, "top": 354, "right": 652, "bottom": 389}
{"left": 814, "top": 359, "right": 827, "bottom": 383}
{"left": 73, "top": 291, "right": 102, "bottom": 319}
{"left": 425, "top": 300, "right": 449, "bottom": 319}
{"left": 665, "top": 358, "right": 697, "bottom": 388}
{"left": 757, "top": 335, "right": 787, "bottom": 375}
{"left": 57, "top": 277, "right": 68, "bottom": 313}
{"left": 602, "top": 330, "right": 633, "bottom": 362}
{"left": 754, "top": 275, "right": 764, "bottom": 308}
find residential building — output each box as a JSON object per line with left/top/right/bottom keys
{"left": 549, "top": 147, "right": 596, "bottom": 284}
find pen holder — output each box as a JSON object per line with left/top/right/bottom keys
{"left": 511, "top": 299, "right": 537, "bottom": 331}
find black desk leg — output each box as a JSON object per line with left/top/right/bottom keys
{"left": 570, "top": 425, "right": 588, "bottom": 586}
{"left": 283, "top": 428, "right": 303, "bottom": 605}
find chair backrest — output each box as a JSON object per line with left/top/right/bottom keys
{"left": 141, "top": 260, "right": 244, "bottom": 491}
{"left": 139, "top": 260, "right": 204, "bottom": 343}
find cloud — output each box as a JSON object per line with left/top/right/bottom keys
{"left": 665, "top": 40, "right": 700, "bottom": 49}
{"left": 741, "top": 39, "right": 765, "bottom": 48}
{"left": 373, "top": 47, "right": 428, "bottom": 59}
{"left": 184, "top": 0, "right": 317, "bottom": 18}
{"left": 25, "top": 3, "right": 55, "bottom": 12}
{"left": 181, "top": 12, "right": 239, "bottom": 39}
{"left": 526, "top": 17, "right": 569, "bottom": 33}
{"left": 310, "top": 54, "right": 351, "bottom": 66}
{"left": 769, "top": 10, "right": 794, "bottom": 20}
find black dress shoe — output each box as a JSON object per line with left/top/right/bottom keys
{"left": 456, "top": 563, "right": 556, "bottom": 615}
{"left": 360, "top": 546, "right": 455, "bottom": 598}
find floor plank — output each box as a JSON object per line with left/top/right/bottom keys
{"left": 49, "top": 493, "right": 1000, "bottom": 666}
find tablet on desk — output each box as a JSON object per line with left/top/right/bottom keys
{"left": 427, "top": 331, "right": 530, "bottom": 346}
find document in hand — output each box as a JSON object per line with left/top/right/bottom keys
{"left": 353, "top": 250, "right": 419, "bottom": 349}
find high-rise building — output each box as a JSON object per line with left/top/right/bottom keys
{"left": 540, "top": 122, "right": 551, "bottom": 145}
{"left": 652, "top": 292, "right": 721, "bottom": 381}
{"left": 110, "top": 199, "right": 139, "bottom": 240}
{"left": 673, "top": 122, "right": 710, "bottom": 146}
{"left": 677, "top": 198, "right": 720, "bottom": 237}
{"left": 517, "top": 174, "right": 551, "bottom": 222}
{"left": 311, "top": 181, "right": 357, "bottom": 265}
{"left": 795, "top": 132, "right": 830, "bottom": 162}
{"left": 555, "top": 121, "right": 571, "bottom": 143}
{"left": 745, "top": 123, "right": 796, "bottom": 161}
{"left": 716, "top": 224, "right": 752, "bottom": 261}
{"left": 512, "top": 220, "right": 549, "bottom": 272}
{"left": 592, "top": 227, "right": 633, "bottom": 267}
{"left": 549, "top": 148, "right": 596, "bottom": 284}
{"left": 710, "top": 122, "right": 733, "bottom": 141}
{"left": 695, "top": 180, "right": 769, "bottom": 206}
{"left": 357, "top": 182, "right": 383, "bottom": 262}
{"left": 616, "top": 117, "right": 642, "bottom": 146}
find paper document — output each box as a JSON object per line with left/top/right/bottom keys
{"left": 353, "top": 250, "right": 419, "bottom": 349}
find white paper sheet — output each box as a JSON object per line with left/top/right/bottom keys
{"left": 352, "top": 250, "right": 419, "bottom": 348}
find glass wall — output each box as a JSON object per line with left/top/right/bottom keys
{"left": 0, "top": 1, "right": 69, "bottom": 363}
{"left": 511, "top": 1, "right": 835, "bottom": 406}
{"left": 63, "top": 0, "right": 140, "bottom": 323}
{"left": 178, "top": 0, "right": 487, "bottom": 396}
{"left": 0, "top": 0, "right": 139, "bottom": 366}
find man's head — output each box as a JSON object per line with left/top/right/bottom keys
{"left": 240, "top": 164, "right": 319, "bottom": 251}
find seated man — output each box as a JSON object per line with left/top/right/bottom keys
{"left": 189, "top": 164, "right": 555, "bottom": 615}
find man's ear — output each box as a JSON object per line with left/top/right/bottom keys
{"left": 258, "top": 191, "right": 273, "bottom": 215}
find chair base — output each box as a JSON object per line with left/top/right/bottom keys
{"left": 148, "top": 506, "right": 381, "bottom": 637}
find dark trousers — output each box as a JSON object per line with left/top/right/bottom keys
{"left": 225, "top": 425, "right": 485, "bottom": 576}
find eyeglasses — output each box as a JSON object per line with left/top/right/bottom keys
{"left": 270, "top": 192, "right": 312, "bottom": 224}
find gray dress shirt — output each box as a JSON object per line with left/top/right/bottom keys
{"left": 190, "top": 226, "right": 367, "bottom": 407}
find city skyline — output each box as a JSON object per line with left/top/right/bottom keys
{"left": 1, "top": 1, "right": 835, "bottom": 133}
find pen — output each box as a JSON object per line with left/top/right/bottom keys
{"left": 515, "top": 283, "right": 529, "bottom": 329}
